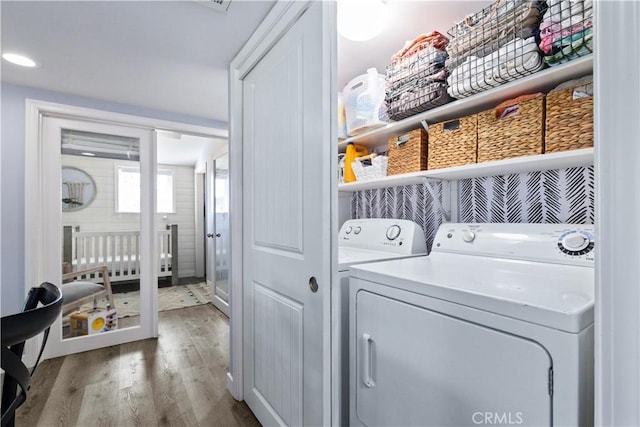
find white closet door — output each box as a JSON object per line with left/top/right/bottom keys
{"left": 240, "top": 2, "right": 333, "bottom": 425}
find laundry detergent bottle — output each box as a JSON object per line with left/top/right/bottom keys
{"left": 344, "top": 142, "right": 369, "bottom": 183}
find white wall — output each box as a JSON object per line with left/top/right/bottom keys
{"left": 0, "top": 83, "right": 226, "bottom": 315}
{"left": 62, "top": 155, "right": 197, "bottom": 277}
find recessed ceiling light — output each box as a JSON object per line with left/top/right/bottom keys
{"left": 2, "top": 52, "right": 38, "bottom": 67}
{"left": 81, "top": 152, "right": 96, "bottom": 157}
{"left": 338, "top": 0, "right": 388, "bottom": 42}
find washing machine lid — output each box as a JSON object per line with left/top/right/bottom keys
{"left": 349, "top": 253, "right": 594, "bottom": 333}
{"left": 338, "top": 247, "right": 425, "bottom": 271}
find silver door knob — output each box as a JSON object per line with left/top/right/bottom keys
{"left": 216, "top": 233, "right": 221, "bottom": 237}
{"left": 309, "top": 277, "right": 319, "bottom": 293}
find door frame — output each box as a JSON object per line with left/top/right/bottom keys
{"left": 228, "top": 0, "right": 337, "bottom": 403}
{"left": 594, "top": 2, "right": 640, "bottom": 424}
{"left": 24, "top": 99, "right": 227, "bottom": 365}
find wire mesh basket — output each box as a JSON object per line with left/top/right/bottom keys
{"left": 446, "top": 0, "right": 547, "bottom": 99}
{"left": 539, "top": 0, "right": 593, "bottom": 66}
{"left": 386, "top": 32, "right": 453, "bottom": 120}
{"left": 352, "top": 154, "right": 388, "bottom": 182}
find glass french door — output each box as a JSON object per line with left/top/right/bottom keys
{"left": 42, "top": 116, "right": 157, "bottom": 358}
{"left": 206, "top": 153, "right": 230, "bottom": 316}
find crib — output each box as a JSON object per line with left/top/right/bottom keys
{"left": 63, "top": 224, "right": 179, "bottom": 285}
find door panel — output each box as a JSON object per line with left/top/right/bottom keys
{"left": 242, "top": 2, "right": 329, "bottom": 425}
{"left": 253, "top": 283, "right": 303, "bottom": 426}
{"left": 354, "top": 290, "right": 552, "bottom": 427}
{"left": 42, "top": 116, "right": 156, "bottom": 358}
{"left": 209, "top": 153, "right": 230, "bottom": 315}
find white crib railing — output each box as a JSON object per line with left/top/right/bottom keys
{"left": 63, "top": 225, "right": 178, "bottom": 284}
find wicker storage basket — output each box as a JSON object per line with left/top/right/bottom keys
{"left": 387, "top": 128, "right": 428, "bottom": 175}
{"left": 545, "top": 80, "right": 593, "bottom": 153}
{"left": 477, "top": 95, "right": 545, "bottom": 163}
{"left": 428, "top": 116, "right": 478, "bottom": 169}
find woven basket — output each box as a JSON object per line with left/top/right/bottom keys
{"left": 428, "top": 116, "right": 477, "bottom": 169}
{"left": 545, "top": 81, "right": 593, "bottom": 153}
{"left": 387, "top": 128, "right": 428, "bottom": 175}
{"left": 477, "top": 95, "right": 545, "bottom": 163}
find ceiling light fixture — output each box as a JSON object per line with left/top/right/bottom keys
{"left": 338, "top": 0, "right": 388, "bottom": 42}
{"left": 81, "top": 152, "right": 96, "bottom": 157}
{"left": 2, "top": 52, "right": 38, "bottom": 67}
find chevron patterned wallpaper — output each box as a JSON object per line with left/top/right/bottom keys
{"left": 351, "top": 181, "right": 444, "bottom": 252}
{"left": 351, "top": 166, "right": 595, "bottom": 251}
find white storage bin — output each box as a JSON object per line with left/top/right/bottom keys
{"left": 343, "top": 68, "right": 387, "bottom": 136}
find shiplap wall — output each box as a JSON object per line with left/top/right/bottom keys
{"left": 62, "top": 155, "right": 196, "bottom": 277}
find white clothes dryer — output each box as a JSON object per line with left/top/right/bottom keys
{"left": 333, "top": 219, "right": 427, "bottom": 426}
{"left": 349, "top": 223, "right": 595, "bottom": 427}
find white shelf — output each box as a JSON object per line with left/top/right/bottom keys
{"left": 338, "top": 55, "right": 593, "bottom": 151}
{"left": 338, "top": 148, "right": 594, "bottom": 192}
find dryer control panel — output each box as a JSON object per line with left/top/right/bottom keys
{"left": 339, "top": 219, "right": 427, "bottom": 255}
{"left": 432, "top": 223, "right": 595, "bottom": 267}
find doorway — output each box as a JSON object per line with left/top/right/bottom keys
{"left": 24, "top": 100, "right": 229, "bottom": 362}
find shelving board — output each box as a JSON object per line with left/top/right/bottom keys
{"left": 338, "top": 55, "right": 593, "bottom": 152}
{"left": 338, "top": 148, "right": 593, "bottom": 192}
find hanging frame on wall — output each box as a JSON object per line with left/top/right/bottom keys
{"left": 61, "top": 166, "right": 97, "bottom": 212}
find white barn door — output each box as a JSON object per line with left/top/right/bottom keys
{"left": 236, "top": 1, "right": 335, "bottom": 425}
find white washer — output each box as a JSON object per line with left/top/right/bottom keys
{"left": 333, "top": 219, "right": 427, "bottom": 426}
{"left": 349, "top": 223, "right": 595, "bottom": 427}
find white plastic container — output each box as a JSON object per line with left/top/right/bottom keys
{"left": 343, "top": 68, "right": 388, "bottom": 136}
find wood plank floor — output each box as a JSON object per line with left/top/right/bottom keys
{"left": 17, "top": 304, "right": 261, "bottom": 427}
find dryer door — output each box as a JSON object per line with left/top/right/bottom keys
{"left": 354, "top": 290, "right": 552, "bottom": 427}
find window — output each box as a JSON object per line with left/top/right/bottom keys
{"left": 116, "top": 166, "right": 174, "bottom": 213}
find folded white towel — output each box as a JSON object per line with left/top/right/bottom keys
{"left": 544, "top": 0, "right": 591, "bottom": 23}
{"left": 447, "top": 38, "right": 544, "bottom": 99}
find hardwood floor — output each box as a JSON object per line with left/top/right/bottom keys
{"left": 17, "top": 304, "right": 260, "bottom": 427}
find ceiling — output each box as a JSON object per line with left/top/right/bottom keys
{"left": 1, "top": 0, "right": 275, "bottom": 123}
{"left": 156, "top": 131, "right": 225, "bottom": 166}
{"left": 338, "top": 1, "right": 492, "bottom": 89}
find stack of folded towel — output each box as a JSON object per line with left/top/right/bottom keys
{"left": 385, "top": 32, "right": 453, "bottom": 121}
{"left": 539, "top": 0, "right": 593, "bottom": 66}
{"left": 446, "top": 0, "right": 546, "bottom": 99}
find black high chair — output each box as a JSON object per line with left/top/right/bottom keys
{"left": 1, "top": 282, "right": 62, "bottom": 427}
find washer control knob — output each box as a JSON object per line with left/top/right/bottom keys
{"left": 562, "top": 232, "right": 589, "bottom": 251}
{"left": 345, "top": 226, "right": 353, "bottom": 234}
{"left": 386, "top": 225, "right": 401, "bottom": 241}
{"left": 462, "top": 231, "right": 476, "bottom": 243}
{"left": 354, "top": 226, "right": 361, "bottom": 235}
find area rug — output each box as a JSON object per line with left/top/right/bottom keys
{"left": 80, "top": 282, "right": 212, "bottom": 318}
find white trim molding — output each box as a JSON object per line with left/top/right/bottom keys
{"left": 594, "top": 1, "right": 640, "bottom": 424}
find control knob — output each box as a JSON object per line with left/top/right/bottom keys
{"left": 462, "top": 231, "right": 476, "bottom": 243}
{"left": 386, "top": 225, "right": 401, "bottom": 241}
{"left": 561, "top": 232, "right": 589, "bottom": 251}
{"left": 354, "top": 226, "right": 361, "bottom": 235}
{"left": 345, "top": 226, "right": 353, "bottom": 234}
{"left": 557, "top": 231, "right": 594, "bottom": 256}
